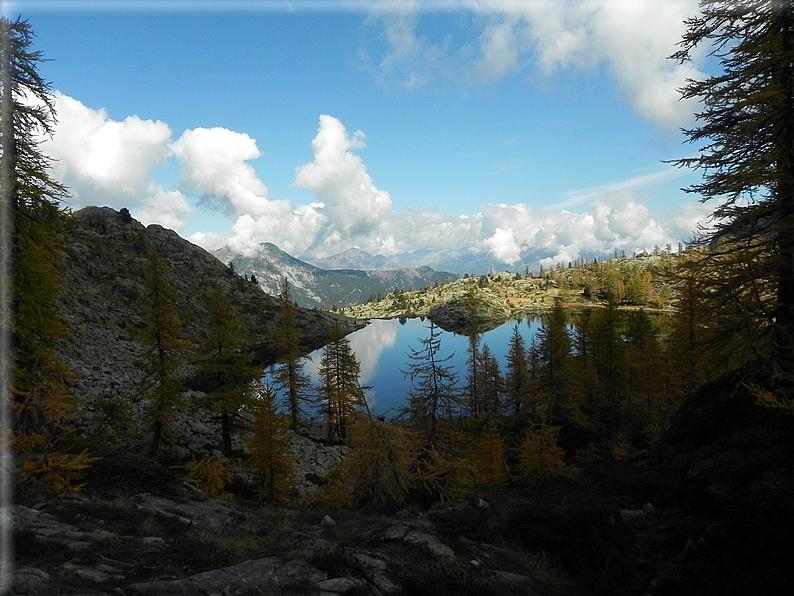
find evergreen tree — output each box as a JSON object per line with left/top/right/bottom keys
{"left": 671, "top": 1, "right": 794, "bottom": 386}
{"left": 339, "top": 414, "right": 416, "bottom": 508}
{"left": 464, "top": 332, "right": 481, "bottom": 418}
{"left": 515, "top": 423, "right": 571, "bottom": 483}
{"left": 535, "top": 301, "right": 573, "bottom": 422}
{"left": 246, "top": 383, "right": 295, "bottom": 503}
{"left": 572, "top": 309, "right": 599, "bottom": 412}
{"left": 593, "top": 296, "right": 630, "bottom": 415}
{"left": 400, "top": 322, "right": 460, "bottom": 445}
{"left": 273, "top": 279, "right": 312, "bottom": 431}
{"left": 317, "top": 323, "right": 366, "bottom": 442}
{"left": 625, "top": 310, "right": 662, "bottom": 414}
{"left": 138, "top": 250, "right": 187, "bottom": 458}
{"left": 478, "top": 344, "right": 504, "bottom": 415}
{"left": 2, "top": 17, "right": 94, "bottom": 496}
{"left": 667, "top": 270, "right": 713, "bottom": 403}
{"left": 468, "top": 416, "right": 510, "bottom": 487}
{"left": 505, "top": 324, "right": 532, "bottom": 418}
{"left": 196, "top": 285, "right": 257, "bottom": 456}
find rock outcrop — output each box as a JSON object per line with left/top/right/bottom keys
{"left": 427, "top": 290, "right": 512, "bottom": 334}
{"left": 10, "top": 490, "right": 543, "bottom": 596}
{"left": 54, "top": 206, "right": 363, "bottom": 453}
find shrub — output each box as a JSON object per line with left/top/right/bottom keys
{"left": 183, "top": 455, "right": 234, "bottom": 496}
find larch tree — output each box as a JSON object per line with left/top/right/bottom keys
{"left": 464, "top": 332, "right": 481, "bottom": 418}
{"left": 505, "top": 324, "right": 532, "bottom": 418}
{"left": 671, "top": 1, "right": 794, "bottom": 391}
{"left": 478, "top": 343, "right": 504, "bottom": 415}
{"left": 273, "top": 279, "right": 312, "bottom": 431}
{"left": 2, "top": 17, "right": 94, "bottom": 497}
{"left": 400, "top": 321, "right": 460, "bottom": 445}
{"left": 468, "top": 416, "right": 510, "bottom": 487}
{"left": 317, "top": 322, "right": 366, "bottom": 442}
{"left": 535, "top": 300, "right": 573, "bottom": 423}
{"left": 137, "top": 249, "right": 187, "bottom": 459}
{"left": 196, "top": 285, "right": 257, "bottom": 457}
{"left": 246, "top": 382, "right": 295, "bottom": 503}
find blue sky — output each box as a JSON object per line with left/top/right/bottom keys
{"left": 3, "top": 0, "right": 715, "bottom": 268}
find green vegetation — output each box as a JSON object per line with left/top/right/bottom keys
{"left": 7, "top": 5, "right": 794, "bottom": 594}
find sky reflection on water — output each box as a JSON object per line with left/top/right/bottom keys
{"left": 303, "top": 317, "right": 542, "bottom": 418}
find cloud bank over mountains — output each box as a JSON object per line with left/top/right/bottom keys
{"left": 41, "top": 0, "right": 713, "bottom": 269}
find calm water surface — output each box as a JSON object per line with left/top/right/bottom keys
{"left": 302, "top": 317, "right": 542, "bottom": 417}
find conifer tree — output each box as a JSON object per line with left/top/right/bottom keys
{"left": 197, "top": 285, "right": 257, "bottom": 456}
{"left": 515, "top": 423, "right": 571, "bottom": 483}
{"left": 535, "top": 301, "right": 573, "bottom": 421}
{"left": 317, "top": 323, "right": 365, "bottom": 442}
{"left": 138, "top": 250, "right": 187, "bottom": 458}
{"left": 572, "top": 309, "right": 599, "bottom": 412}
{"left": 593, "top": 296, "right": 629, "bottom": 415}
{"left": 625, "top": 310, "right": 662, "bottom": 414}
{"left": 339, "top": 406, "right": 416, "bottom": 508}
{"left": 505, "top": 324, "right": 532, "bottom": 418}
{"left": 2, "top": 17, "right": 94, "bottom": 496}
{"left": 246, "top": 383, "right": 295, "bottom": 503}
{"left": 478, "top": 344, "right": 504, "bottom": 415}
{"left": 273, "top": 279, "right": 312, "bottom": 431}
{"left": 401, "top": 322, "right": 460, "bottom": 444}
{"left": 667, "top": 271, "right": 711, "bottom": 401}
{"left": 468, "top": 416, "right": 510, "bottom": 487}
{"left": 672, "top": 1, "right": 794, "bottom": 387}
{"left": 464, "top": 333, "right": 481, "bottom": 418}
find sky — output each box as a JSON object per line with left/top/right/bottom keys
{"left": 3, "top": 0, "right": 718, "bottom": 269}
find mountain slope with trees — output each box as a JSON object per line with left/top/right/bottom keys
{"left": 213, "top": 242, "right": 456, "bottom": 309}
{"left": 5, "top": 4, "right": 794, "bottom": 594}
{"left": 341, "top": 251, "right": 680, "bottom": 331}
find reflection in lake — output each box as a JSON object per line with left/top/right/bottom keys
{"left": 303, "top": 317, "right": 542, "bottom": 417}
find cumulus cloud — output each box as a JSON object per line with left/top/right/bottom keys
{"left": 43, "top": 92, "right": 173, "bottom": 207}
{"left": 170, "top": 127, "right": 271, "bottom": 217}
{"left": 365, "top": 0, "right": 703, "bottom": 130}
{"left": 136, "top": 188, "right": 192, "bottom": 233}
{"left": 41, "top": 94, "right": 709, "bottom": 269}
{"left": 294, "top": 115, "right": 393, "bottom": 246}
{"left": 483, "top": 227, "right": 522, "bottom": 264}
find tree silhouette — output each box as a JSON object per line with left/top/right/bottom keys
{"left": 464, "top": 332, "right": 481, "bottom": 418}
{"left": 196, "top": 285, "right": 256, "bottom": 457}
{"left": 478, "top": 344, "right": 504, "bottom": 415}
{"left": 317, "top": 323, "right": 366, "bottom": 442}
{"left": 138, "top": 250, "right": 187, "bottom": 458}
{"left": 505, "top": 324, "right": 532, "bottom": 418}
{"left": 401, "top": 322, "right": 460, "bottom": 445}
{"left": 273, "top": 279, "right": 312, "bottom": 431}
{"left": 671, "top": 1, "right": 794, "bottom": 387}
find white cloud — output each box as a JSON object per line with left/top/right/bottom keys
{"left": 43, "top": 92, "right": 172, "bottom": 207}
{"left": 41, "top": 94, "right": 710, "bottom": 269}
{"left": 170, "top": 127, "right": 271, "bottom": 217}
{"left": 365, "top": 0, "right": 703, "bottom": 130}
{"left": 483, "top": 226, "right": 522, "bottom": 264}
{"left": 294, "top": 115, "right": 393, "bottom": 243}
{"left": 136, "top": 188, "right": 192, "bottom": 233}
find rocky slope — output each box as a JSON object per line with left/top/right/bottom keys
{"left": 213, "top": 242, "right": 456, "bottom": 309}
{"left": 54, "top": 206, "right": 363, "bottom": 456}
{"left": 11, "top": 485, "right": 550, "bottom": 596}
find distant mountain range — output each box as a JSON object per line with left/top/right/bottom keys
{"left": 308, "top": 246, "right": 538, "bottom": 277}
{"left": 212, "top": 243, "right": 457, "bottom": 309}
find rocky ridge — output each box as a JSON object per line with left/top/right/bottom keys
{"left": 213, "top": 242, "right": 456, "bottom": 309}
{"left": 54, "top": 206, "right": 363, "bottom": 457}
